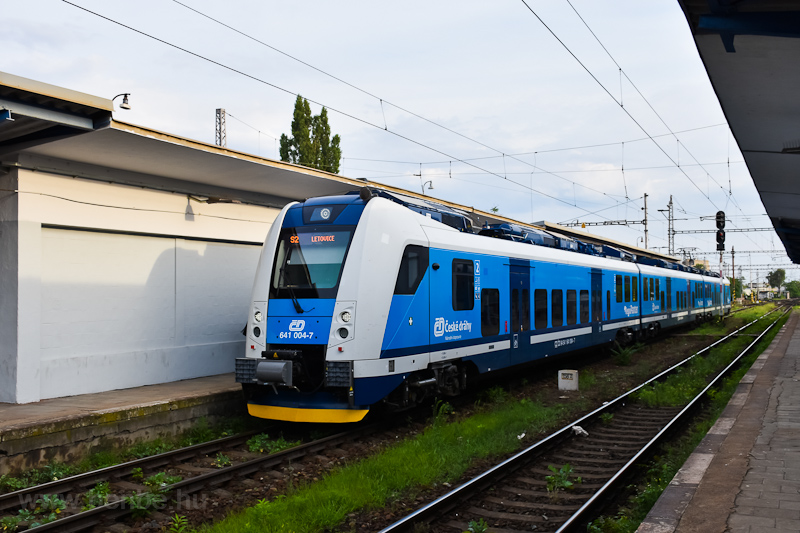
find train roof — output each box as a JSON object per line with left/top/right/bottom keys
{"left": 354, "top": 188, "right": 723, "bottom": 279}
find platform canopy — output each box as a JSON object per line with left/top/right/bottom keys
{"left": 677, "top": 1, "right": 800, "bottom": 263}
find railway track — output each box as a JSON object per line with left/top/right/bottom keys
{"left": 380, "top": 305, "right": 790, "bottom": 533}
{"left": 0, "top": 422, "right": 387, "bottom": 532}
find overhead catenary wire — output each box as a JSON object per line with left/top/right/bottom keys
{"left": 164, "top": 0, "right": 637, "bottom": 209}
{"left": 62, "top": 0, "right": 639, "bottom": 221}
{"left": 560, "top": 0, "right": 762, "bottom": 248}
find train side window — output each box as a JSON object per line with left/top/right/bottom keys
{"left": 566, "top": 290, "right": 577, "bottom": 325}
{"left": 656, "top": 279, "right": 660, "bottom": 299}
{"left": 552, "top": 289, "right": 564, "bottom": 327}
{"left": 643, "top": 278, "right": 649, "bottom": 301}
{"left": 481, "top": 288, "right": 500, "bottom": 336}
{"left": 624, "top": 276, "right": 631, "bottom": 302}
{"left": 451, "top": 259, "right": 474, "bottom": 311}
{"left": 615, "top": 275, "right": 622, "bottom": 302}
{"left": 394, "top": 245, "right": 429, "bottom": 295}
{"left": 511, "top": 288, "right": 520, "bottom": 332}
{"left": 592, "top": 290, "right": 602, "bottom": 323}
{"left": 649, "top": 278, "right": 655, "bottom": 300}
{"left": 534, "top": 289, "right": 548, "bottom": 329}
{"left": 606, "top": 290, "right": 611, "bottom": 320}
{"left": 580, "top": 290, "right": 590, "bottom": 323}
{"left": 521, "top": 289, "right": 530, "bottom": 331}
{"left": 632, "top": 277, "right": 638, "bottom": 302}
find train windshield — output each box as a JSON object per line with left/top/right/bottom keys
{"left": 270, "top": 227, "right": 354, "bottom": 299}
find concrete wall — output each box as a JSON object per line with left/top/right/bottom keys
{"left": 3, "top": 169, "right": 280, "bottom": 402}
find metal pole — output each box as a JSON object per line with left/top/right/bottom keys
{"left": 732, "top": 247, "right": 735, "bottom": 301}
{"left": 643, "top": 193, "right": 649, "bottom": 249}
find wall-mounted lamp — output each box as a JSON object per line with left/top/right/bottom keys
{"left": 421, "top": 180, "right": 434, "bottom": 195}
{"left": 112, "top": 93, "right": 132, "bottom": 110}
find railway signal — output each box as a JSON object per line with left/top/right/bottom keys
{"left": 716, "top": 211, "right": 725, "bottom": 251}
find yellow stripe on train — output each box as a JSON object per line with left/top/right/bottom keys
{"left": 247, "top": 403, "right": 369, "bottom": 423}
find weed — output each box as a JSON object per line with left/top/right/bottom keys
{"left": 480, "top": 386, "right": 508, "bottom": 405}
{"left": 180, "top": 418, "right": 215, "bottom": 447}
{"left": 82, "top": 481, "right": 111, "bottom": 511}
{"left": 432, "top": 399, "right": 454, "bottom": 426}
{"left": 131, "top": 467, "right": 144, "bottom": 481}
{"left": 124, "top": 492, "right": 164, "bottom": 519}
{"left": 465, "top": 518, "right": 490, "bottom": 533}
{"left": 0, "top": 475, "right": 27, "bottom": 494}
{"left": 600, "top": 413, "right": 614, "bottom": 425}
{"left": 0, "top": 515, "right": 21, "bottom": 532}
{"left": 610, "top": 342, "right": 642, "bottom": 366}
{"left": 213, "top": 453, "right": 232, "bottom": 468}
{"left": 129, "top": 438, "right": 173, "bottom": 459}
{"left": 36, "top": 494, "right": 67, "bottom": 514}
{"left": 246, "top": 434, "right": 299, "bottom": 454}
{"left": 545, "top": 464, "right": 582, "bottom": 495}
{"left": 169, "top": 513, "right": 191, "bottom": 533}
{"left": 142, "top": 472, "right": 183, "bottom": 494}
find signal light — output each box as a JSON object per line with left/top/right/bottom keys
{"left": 716, "top": 211, "right": 726, "bottom": 230}
{"left": 716, "top": 229, "right": 725, "bottom": 251}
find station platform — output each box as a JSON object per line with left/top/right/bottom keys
{"left": 0, "top": 374, "right": 243, "bottom": 475}
{"left": 639, "top": 310, "right": 800, "bottom": 533}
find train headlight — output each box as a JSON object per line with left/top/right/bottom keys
{"left": 338, "top": 327, "right": 349, "bottom": 339}
{"left": 254, "top": 310, "right": 262, "bottom": 323}
{"left": 340, "top": 311, "right": 352, "bottom": 323}
{"left": 320, "top": 208, "right": 331, "bottom": 220}
{"left": 253, "top": 326, "right": 261, "bottom": 337}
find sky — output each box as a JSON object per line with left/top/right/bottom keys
{"left": 3, "top": 0, "right": 795, "bottom": 284}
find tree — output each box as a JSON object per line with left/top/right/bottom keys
{"left": 732, "top": 277, "right": 743, "bottom": 299}
{"left": 785, "top": 279, "right": 800, "bottom": 299}
{"left": 279, "top": 95, "right": 341, "bottom": 173}
{"left": 767, "top": 269, "right": 786, "bottom": 294}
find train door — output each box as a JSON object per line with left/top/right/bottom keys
{"left": 509, "top": 260, "right": 531, "bottom": 365}
{"left": 591, "top": 268, "right": 602, "bottom": 336}
{"left": 666, "top": 278, "right": 672, "bottom": 313}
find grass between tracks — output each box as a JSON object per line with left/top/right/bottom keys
{"left": 202, "top": 305, "right": 783, "bottom": 533}
{"left": 634, "top": 303, "right": 776, "bottom": 407}
{"left": 588, "top": 307, "right": 791, "bottom": 533}
{"left": 202, "top": 395, "right": 585, "bottom": 533}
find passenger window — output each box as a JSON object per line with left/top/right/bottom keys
{"left": 650, "top": 278, "right": 655, "bottom": 300}
{"left": 606, "top": 290, "right": 611, "bottom": 320}
{"left": 580, "top": 290, "right": 590, "bottom": 323}
{"left": 521, "top": 289, "right": 530, "bottom": 331}
{"left": 615, "top": 275, "right": 623, "bottom": 302}
{"left": 632, "top": 277, "right": 638, "bottom": 302}
{"left": 644, "top": 278, "right": 649, "bottom": 301}
{"left": 552, "top": 289, "right": 563, "bottom": 327}
{"left": 481, "top": 288, "right": 500, "bottom": 336}
{"left": 452, "top": 259, "right": 474, "bottom": 311}
{"left": 566, "top": 290, "right": 577, "bottom": 325}
{"left": 656, "top": 279, "right": 660, "bottom": 298}
{"left": 394, "top": 245, "right": 429, "bottom": 295}
{"left": 534, "top": 289, "right": 548, "bottom": 329}
{"left": 511, "top": 288, "right": 520, "bottom": 332}
{"left": 624, "top": 276, "right": 631, "bottom": 302}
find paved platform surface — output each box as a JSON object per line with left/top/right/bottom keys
{"left": 639, "top": 310, "right": 800, "bottom": 533}
{"left": 0, "top": 373, "right": 239, "bottom": 433}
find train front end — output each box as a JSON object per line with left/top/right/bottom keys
{"left": 236, "top": 191, "right": 428, "bottom": 423}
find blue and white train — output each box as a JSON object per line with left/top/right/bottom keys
{"left": 236, "top": 189, "right": 731, "bottom": 423}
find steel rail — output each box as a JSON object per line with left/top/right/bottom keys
{"left": 555, "top": 304, "right": 790, "bottom": 532}
{"left": 26, "top": 423, "right": 382, "bottom": 532}
{"left": 379, "top": 304, "right": 789, "bottom": 532}
{"left": 0, "top": 430, "right": 260, "bottom": 513}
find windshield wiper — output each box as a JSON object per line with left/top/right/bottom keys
{"left": 279, "top": 267, "right": 314, "bottom": 314}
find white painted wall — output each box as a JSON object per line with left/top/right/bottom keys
{"left": 3, "top": 169, "right": 280, "bottom": 402}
